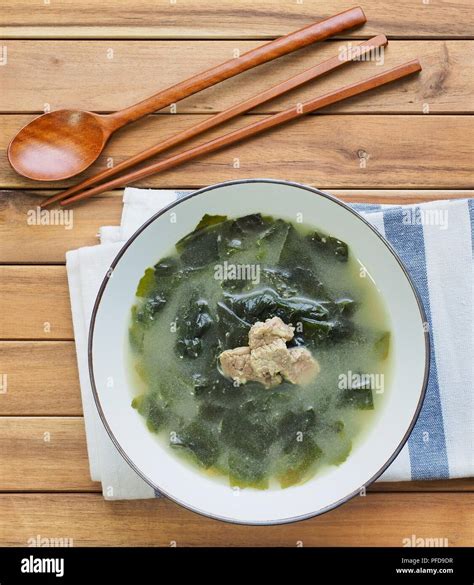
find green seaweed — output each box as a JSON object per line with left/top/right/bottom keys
{"left": 194, "top": 214, "right": 228, "bottom": 232}
{"left": 180, "top": 228, "right": 221, "bottom": 268}
{"left": 135, "top": 267, "right": 157, "bottom": 298}
{"left": 308, "top": 230, "right": 349, "bottom": 262}
{"left": 176, "top": 294, "right": 213, "bottom": 359}
{"left": 279, "top": 224, "right": 314, "bottom": 269}
{"left": 340, "top": 384, "right": 374, "bottom": 410}
{"left": 132, "top": 393, "right": 168, "bottom": 433}
{"left": 228, "top": 452, "right": 269, "bottom": 489}
{"left": 170, "top": 421, "right": 220, "bottom": 468}
{"left": 221, "top": 400, "right": 276, "bottom": 458}
{"left": 277, "top": 438, "right": 322, "bottom": 488}
{"left": 375, "top": 331, "right": 391, "bottom": 360}
{"left": 216, "top": 301, "right": 251, "bottom": 348}
{"left": 175, "top": 214, "right": 227, "bottom": 253}
{"left": 255, "top": 219, "right": 290, "bottom": 264}
{"left": 278, "top": 408, "right": 317, "bottom": 452}
{"left": 129, "top": 306, "right": 145, "bottom": 352}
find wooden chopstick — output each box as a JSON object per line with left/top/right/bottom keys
{"left": 60, "top": 60, "right": 421, "bottom": 207}
{"left": 41, "top": 35, "right": 387, "bottom": 208}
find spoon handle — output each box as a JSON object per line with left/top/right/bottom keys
{"left": 105, "top": 7, "right": 366, "bottom": 129}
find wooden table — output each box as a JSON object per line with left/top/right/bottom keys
{"left": 0, "top": 1, "right": 473, "bottom": 547}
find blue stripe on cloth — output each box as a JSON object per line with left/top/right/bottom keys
{"left": 350, "top": 203, "right": 383, "bottom": 213}
{"left": 383, "top": 207, "right": 450, "bottom": 480}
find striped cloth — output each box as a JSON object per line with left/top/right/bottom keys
{"left": 66, "top": 188, "right": 473, "bottom": 499}
{"left": 352, "top": 200, "right": 473, "bottom": 481}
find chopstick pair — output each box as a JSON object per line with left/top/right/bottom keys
{"left": 43, "top": 38, "right": 421, "bottom": 208}
{"left": 41, "top": 35, "right": 386, "bottom": 208}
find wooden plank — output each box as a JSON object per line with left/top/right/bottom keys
{"left": 0, "top": 418, "right": 97, "bottom": 491}
{"left": 0, "top": 190, "right": 121, "bottom": 264}
{"left": 0, "top": 493, "right": 472, "bottom": 546}
{"left": 0, "top": 266, "right": 72, "bottom": 339}
{"left": 0, "top": 1, "right": 472, "bottom": 39}
{"left": 0, "top": 342, "right": 81, "bottom": 415}
{"left": 372, "top": 479, "right": 474, "bottom": 492}
{"left": 0, "top": 415, "right": 472, "bottom": 491}
{"left": 1, "top": 189, "right": 473, "bottom": 264}
{"left": 1, "top": 115, "right": 473, "bottom": 190}
{"left": 0, "top": 41, "right": 472, "bottom": 114}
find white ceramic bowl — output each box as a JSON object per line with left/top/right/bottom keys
{"left": 89, "top": 179, "right": 429, "bottom": 525}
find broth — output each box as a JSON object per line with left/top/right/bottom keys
{"left": 128, "top": 214, "right": 391, "bottom": 489}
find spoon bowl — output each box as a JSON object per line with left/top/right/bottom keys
{"left": 8, "top": 110, "right": 110, "bottom": 181}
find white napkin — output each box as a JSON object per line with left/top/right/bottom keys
{"left": 66, "top": 188, "right": 473, "bottom": 499}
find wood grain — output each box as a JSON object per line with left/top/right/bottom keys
{"left": 374, "top": 479, "right": 474, "bottom": 492}
{"left": 0, "top": 41, "right": 470, "bottom": 114}
{"left": 0, "top": 266, "right": 72, "bottom": 339}
{"left": 2, "top": 190, "right": 473, "bottom": 263}
{"left": 0, "top": 418, "right": 96, "bottom": 491}
{"left": 0, "top": 414, "right": 472, "bottom": 493}
{"left": 0, "top": 493, "right": 472, "bottom": 546}
{"left": 0, "top": 342, "right": 81, "bottom": 415}
{"left": 1, "top": 115, "right": 473, "bottom": 190}
{"left": 0, "top": 0, "right": 472, "bottom": 39}
{"left": 0, "top": 190, "right": 121, "bottom": 264}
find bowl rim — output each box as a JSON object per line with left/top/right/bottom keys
{"left": 88, "top": 178, "right": 430, "bottom": 525}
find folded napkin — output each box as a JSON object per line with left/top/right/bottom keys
{"left": 66, "top": 188, "right": 473, "bottom": 499}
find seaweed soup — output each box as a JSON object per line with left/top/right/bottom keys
{"left": 128, "top": 213, "right": 392, "bottom": 490}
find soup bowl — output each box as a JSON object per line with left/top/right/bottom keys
{"left": 89, "top": 179, "right": 428, "bottom": 524}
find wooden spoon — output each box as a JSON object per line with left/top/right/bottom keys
{"left": 7, "top": 7, "right": 366, "bottom": 182}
